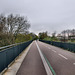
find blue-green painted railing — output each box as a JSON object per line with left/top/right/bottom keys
{"left": 39, "top": 40, "right": 75, "bottom": 52}
{"left": 0, "top": 40, "right": 32, "bottom": 73}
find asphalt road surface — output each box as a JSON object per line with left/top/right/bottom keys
{"left": 16, "top": 41, "right": 47, "bottom": 75}
{"left": 17, "top": 41, "right": 75, "bottom": 75}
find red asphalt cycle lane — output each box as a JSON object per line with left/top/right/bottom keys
{"left": 16, "top": 41, "right": 47, "bottom": 75}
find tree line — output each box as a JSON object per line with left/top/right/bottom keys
{"left": 0, "top": 14, "right": 37, "bottom": 47}
{"left": 38, "top": 29, "right": 75, "bottom": 42}
{"left": 58, "top": 29, "right": 75, "bottom": 42}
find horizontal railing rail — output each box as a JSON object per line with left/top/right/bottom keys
{"left": 0, "top": 40, "right": 32, "bottom": 73}
{"left": 39, "top": 40, "right": 75, "bottom": 52}
{"left": 0, "top": 42, "right": 27, "bottom": 50}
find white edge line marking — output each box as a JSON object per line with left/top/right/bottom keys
{"left": 52, "top": 50, "right": 56, "bottom": 53}
{"left": 58, "top": 54, "right": 68, "bottom": 60}
{"left": 35, "top": 41, "right": 53, "bottom": 75}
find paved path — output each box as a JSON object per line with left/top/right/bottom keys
{"left": 37, "top": 41, "right": 75, "bottom": 75}
{"left": 16, "top": 41, "right": 47, "bottom": 75}
{"left": 17, "top": 41, "right": 75, "bottom": 75}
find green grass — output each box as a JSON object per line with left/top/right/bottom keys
{"left": 43, "top": 37, "right": 60, "bottom": 42}
{"left": 43, "top": 37, "right": 75, "bottom": 43}
{"left": 43, "top": 37, "right": 52, "bottom": 41}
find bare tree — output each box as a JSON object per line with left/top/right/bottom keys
{"left": 7, "top": 14, "right": 30, "bottom": 35}
{"left": 15, "top": 16, "right": 30, "bottom": 34}
{"left": 7, "top": 14, "right": 15, "bottom": 34}
{"left": 0, "top": 14, "right": 6, "bottom": 33}
{"left": 52, "top": 31, "right": 56, "bottom": 37}
{"left": 0, "top": 14, "right": 31, "bottom": 46}
{"left": 61, "top": 30, "right": 66, "bottom": 42}
{"left": 71, "top": 29, "right": 75, "bottom": 36}
{"left": 66, "top": 29, "right": 71, "bottom": 39}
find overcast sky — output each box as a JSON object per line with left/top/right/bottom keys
{"left": 0, "top": 0, "right": 75, "bottom": 35}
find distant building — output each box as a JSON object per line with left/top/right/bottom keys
{"left": 69, "top": 35, "right": 75, "bottom": 40}
{"left": 57, "top": 34, "right": 68, "bottom": 42}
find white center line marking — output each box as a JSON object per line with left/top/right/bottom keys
{"left": 58, "top": 54, "right": 68, "bottom": 60}
{"left": 35, "top": 41, "right": 53, "bottom": 75}
{"left": 52, "top": 50, "right": 56, "bottom": 53}
{"left": 48, "top": 47, "right": 51, "bottom": 49}
{"left": 73, "top": 63, "right": 75, "bottom": 65}
{"left": 46, "top": 46, "right": 47, "bottom": 47}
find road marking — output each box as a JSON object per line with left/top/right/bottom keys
{"left": 48, "top": 47, "right": 51, "bottom": 49}
{"left": 35, "top": 41, "right": 53, "bottom": 75}
{"left": 73, "top": 63, "right": 75, "bottom": 65}
{"left": 52, "top": 50, "right": 56, "bottom": 53}
{"left": 45, "top": 46, "right": 47, "bottom": 47}
{"left": 58, "top": 54, "right": 68, "bottom": 60}
{"left": 42, "top": 44, "right": 56, "bottom": 53}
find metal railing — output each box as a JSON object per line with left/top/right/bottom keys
{"left": 39, "top": 40, "right": 75, "bottom": 52}
{"left": 0, "top": 42, "right": 27, "bottom": 50}
{"left": 0, "top": 40, "right": 32, "bottom": 73}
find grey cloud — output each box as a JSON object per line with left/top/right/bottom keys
{"left": 0, "top": 0, "right": 75, "bottom": 34}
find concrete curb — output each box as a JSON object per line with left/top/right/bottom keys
{"left": 2, "top": 42, "right": 33, "bottom": 75}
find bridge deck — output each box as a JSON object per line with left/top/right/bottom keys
{"left": 16, "top": 41, "right": 47, "bottom": 75}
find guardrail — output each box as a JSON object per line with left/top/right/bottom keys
{"left": 0, "top": 40, "right": 32, "bottom": 73}
{"left": 0, "top": 42, "right": 29, "bottom": 50}
{"left": 39, "top": 40, "right": 75, "bottom": 52}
